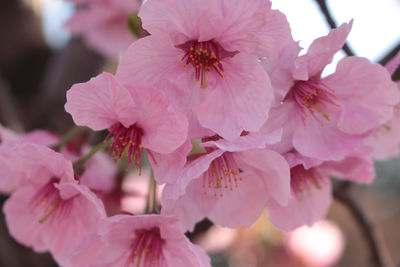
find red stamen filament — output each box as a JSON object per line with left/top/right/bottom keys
{"left": 105, "top": 123, "right": 156, "bottom": 173}
{"left": 180, "top": 40, "right": 224, "bottom": 89}
{"left": 290, "top": 166, "right": 327, "bottom": 200}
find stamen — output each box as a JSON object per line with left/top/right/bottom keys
{"left": 202, "top": 152, "right": 243, "bottom": 198}
{"left": 179, "top": 40, "right": 225, "bottom": 89}
{"left": 291, "top": 80, "right": 340, "bottom": 126}
{"left": 128, "top": 227, "right": 165, "bottom": 267}
{"left": 290, "top": 165, "right": 327, "bottom": 200}
{"left": 105, "top": 123, "right": 155, "bottom": 173}
{"left": 29, "top": 178, "right": 73, "bottom": 224}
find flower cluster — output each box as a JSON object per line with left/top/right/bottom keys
{"left": 1, "top": 0, "right": 400, "bottom": 266}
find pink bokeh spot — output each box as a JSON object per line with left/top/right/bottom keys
{"left": 285, "top": 220, "right": 345, "bottom": 267}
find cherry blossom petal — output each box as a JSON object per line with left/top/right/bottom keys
{"left": 65, "top": 72, "right": 137, "bottom": 130}
{"left": 293, "top": 21, "right": 353, "bottom": 80}
{"left": 195, "top": 53, "right": 273, "bottom": 140}
{"left": 293, "top": 115, "right": 364, "bottom": 161}
{"left": 324, "top": 56, "right": 399, "bottom": 134}
{"left": 268, "top": 179, "right": 332, "bottom": 231}
{"left": 234, "top": 149, "right": 291, "bottom": 206}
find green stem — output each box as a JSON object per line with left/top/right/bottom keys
{"left": 74, "top": 139, "right": 111, "bottom": 166}
{"left": 151, "top": 173, "right": 158, "bottom": 213}
{"left": 144, "top": 171, "right": 153, "bottom": 214}
{"left": 52, "top": 126, "right": 87, "bottom": 151}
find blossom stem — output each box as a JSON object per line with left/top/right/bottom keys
{"left": 334, "top": 181, "right": 384, "bottom": 267}
{"left": 144, "top": 171, "right": 153, "bottom": 214}
{"left": 151, "top": 173, "right": 158, "bottom": 213}
{"left": 52, "top": 126, "right": 88, "bottom": 151}
{"left": 73, "top": 139, "right": 112, "bottom": 176}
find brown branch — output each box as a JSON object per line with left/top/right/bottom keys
{"left": 314, "top": 0, "right": 355, "bottom": 56}
{"left": 334, "top": 181, "right": 384, "bottom": 267}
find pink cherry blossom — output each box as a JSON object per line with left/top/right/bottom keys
{"left": 262, "top": 21, "right": 399, "bottom": 160}
{"left": 365, "top": 51, "right": 400, "bottom": 160}
{"left": 161, "top": 138, "right": 290, "bottom": 231}
{"left": 0, "top": 125, "right": 59, "bottom": 193}
{"left": 65, "top": 0, "right": 142, "bottom": 57}
{"left": 70, "top": 214, "right": 211, "bottom": 267}
{"left": 116, "top": 0, "right": 292, "bottom": 140}
{"left": 268, "top": 150, "right": 374, "bottom": 231}
{"left": 2, "top": 143, "right": 106, "bottom": 265}
{"left": 65, "top": 72, "right": 188, "bottom": 182}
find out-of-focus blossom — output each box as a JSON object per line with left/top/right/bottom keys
{"left": 365, "top": 51, "right": 400, "bottom": 160}
{"left": 70, "top": 214, "right": 211, "bottom": 267}
{"left": 196, "top": 226, "right": 237, "bottom": 253}
{"left": 285, "top": 220, "right": 345, "bottom": 267}
{"left": 65, "top": 0, "right": 142, "bottom": 57}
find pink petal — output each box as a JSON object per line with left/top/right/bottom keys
{"left": 194, "top": 53, "right": 273, "bottom": 140}
{"left": 261, "top": 38, "right": 300, "bottom": 102}
{"left": 293, "top": 115, "right": 364, "bottom": 161}
{"left": 139, "top": 0, "right": 223, "bottom": 44}
{"left": 3, "top": 186, "right": 47, "bottom": 252}
{"left": 293, "top": 20, "right": 353, "bottom": 80}
{"left": 215, "top": 0, "right": 291, "bottom": 56}
{"left": 116, "top": 35, "right": 184, "bottom": 87}
{"left": 42, "top": 183, "right": 106, "bottom": 265}
{"left": 130, "top": 86, "right": 189, "bottom": 154}
{"left": 321, "top": 148, "right": 375, "bottom": 184}
{"left": 324, "top": 56, "right": 399, "bottom": 134}
{"left": 268, "top": 179, "right": 332, "bottom": 231}
{"left": 365, "top": 105, "right": 400, "bottom": 160}
{"left": 234, "top": 149, "right": 291, "bottom": 206}
{"left": 151, "top": 139, "right": 192, "bottom": 184}
{"left": 162, "top": 149, "right": 225, "bottom": 201}
{"left": 65, "top": 72, "right": 137, "bottom": 130}
{"left": 207, "top": 170, "right": 269, "bottom": 228}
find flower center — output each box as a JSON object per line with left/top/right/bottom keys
{"left": 290, "top": 166, "right": 327, "bottom": 199}
{"left": 291, "top": 80, "right": 340, "bottom": 126}
{"left": 129, "top": 227, "right": 165, "bottom": 267}
{"left": 105, "top": 123, "right": 155, "bottom": 173}
{"left": 179, "top": 40, "right": 225, "bottom": 89}
{"left": 202, "top": 152, "right": 243, "bottom": 198}
{"left": 29, "top": 178, "right": 73, "bottom": 224}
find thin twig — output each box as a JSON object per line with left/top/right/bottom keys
{"left": 52, "top": 126, "right": 88, "bottom": 151}
{"left": 334, "top": 181, "right": 384, "bottom": 267}
{"left": 313, "top": 0, "right": 355, "bottom": 56}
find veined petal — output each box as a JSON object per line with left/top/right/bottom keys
{"left": 65, "top": 72, "right": 137, "bottom": 131}
{"left": 293, "top": 21, "right": 353, "bottom": 80}
{"left": 324, "top": 56, "right": 399, "bottom": 134}
{"left": 195, "top": 53, "right": 273, "bottom": 140}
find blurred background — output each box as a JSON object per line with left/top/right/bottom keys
{"left": 0, "top": 0, "right": 399, "bottom": 266}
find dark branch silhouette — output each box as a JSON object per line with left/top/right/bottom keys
{"left": 334, "top": 182, "right": 384, "bottom": 267}
{"left": 314, "top": 0, "right": 355, "bottom": 56}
